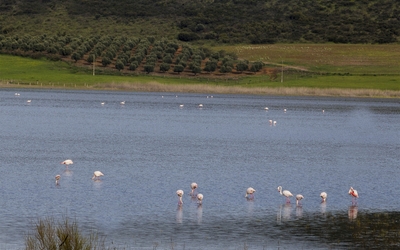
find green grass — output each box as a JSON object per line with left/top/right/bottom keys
{"left": 1, "top": 54, "right": 400, "bottom": 98}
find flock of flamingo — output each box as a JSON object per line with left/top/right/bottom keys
{"left": 57, "top": 159, "right": 104, "bottom": 185}
{"left": 56, "top": 160, "right": 359, "bottom": 207}
{"left": 176, "top": 183, "right": 359, "bottom": 207}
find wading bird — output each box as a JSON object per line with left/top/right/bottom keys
{"left": 197, "top": 193, "right": 203, "bottom": 204}
{"left": 176, "top": 190, "right": 184, "bottom": 205}
{"left": 349, "top": 187, "right": 358, "bottom": 204}
{"left": 55, "top": 175, "right": 60, "bottom": 185}
{"left": 277, "top": 186, "right": 293, "bottom": 203}
{"left": 190, "top": 182, "right": 198, "bottom": 196}
{"left": 245, "top": 187, "right": 256, "bottom": 199}
{"left": 61, "top": 159, "right": 73, "bottom": 167}
{"left": 320, "top": 192, "right": 327, "bottom": 203}
{"left": 92, "top": 171, "right": 104, "bottom": 180}
{"left": 296, "top": 194, "right": 304, "bottom": 206}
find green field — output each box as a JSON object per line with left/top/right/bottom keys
{"left": 1, "top": 42, "right": 400, "bottom": 98}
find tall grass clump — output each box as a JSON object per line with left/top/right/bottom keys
{"left": 25, "top": 216, "right": 107, "bottom": 250}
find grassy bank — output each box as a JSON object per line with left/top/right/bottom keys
{"left": 1, "top": 54, "right": 400, "bottom": 98}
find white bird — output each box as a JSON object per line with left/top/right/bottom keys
{"left": 197, "top": 193, "right": 204, "bottom": 204}
{"left": 15, "top": 93, "right": 20, "bottom": 96}
{"left": 61, "top": 159, "right": 73, "bottom": 167}
{"left": 245, "top": 187, "right": 256, "bottom": 199}
{"left": 120, "top": 101, "right": 125, "bottom": 105}
{"left": 320, "top": 192, "right": 327, "bottom": 202}
{"left": 190, "top": 182, "right": 198, "bottom": 196}
{"left": 27, "top": 100, "right": 31, "bottom": 103}
{"left": 296, "top": 194, "right": 304, "bottom": 206}
{"left": 269, "top": 120, "right": 273, "bottom": 125}
{"left": 101, "top": 102, "right": 105, "bottom": 105}
{"left": 284, "top": 108, "right": 287, "bottom": 112}
{"left": 349, "top": 187, "right": 359, "bottom": 204}
{"left": 179, "top": 104, "right": 184, "bottom": 108}
{"left": 273, "top": 121, "right": 277, "bottom": 126}
{"left": 264, "top": 107, "right": 269, "bottom": 111}
{"left": 92, "top": 171, "right": 104, "bottom": 180}
{"left": 55, "top": 175, "right": 61, "bottom": 185}
{"left": 277, "top": 186, "right": 293, "bottom": 203}
{"left": 198, "top": 104, "right": 203, "bottom": 108}
{"left": 177, "top": 189, "right": 184, "bottom": 205}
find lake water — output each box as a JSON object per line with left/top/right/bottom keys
{"left": 0, "top": 89, "right": 399, "bottom": 249}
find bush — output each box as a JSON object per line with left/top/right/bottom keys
{"left": 25, "top": 216, "right": 107, "bottom": 250}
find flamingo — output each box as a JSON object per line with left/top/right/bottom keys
{"left": 277, "top": 186, "right": 293, "bottom": 203}
{"left": 269, "top": 120, "right": 273, "bottom": 125}
{"left": 190, "top": 182, "right": 198, "bottom": 196}
{"left": 61, "top": 159, "right": 73, "bottom": 167}
{"left": 349, "top": 187, "right": 359, "bottom": 204}
{"left": 320, "top": 192, "right": 327, "bottom": 202}
{"left": 179, "top": 104, "right": 184, "bottom": 108}
{"left": 198, "top": 104, "right": 203, "bottom": 108}
{"left": 120, "top": 101, "right": 125, "bottom": 105}
{"left": 296, "top": 194, "right": 304, "bottom": 206}
{"left": 92, "top": 171, "right": 104, "bottom": 180}
{"left": 27, "top": 100, "right": 31, "bottom": 103}
{"left": 55, "top": 175, "right": 61, "bottom": 185}
{"left": 284, "top": 108, "right": 287, "bottom": 112}
{"left": 197, "top": 193, "right": 204, "bottom": 204}
{"left": 101, "top": 102, "right": 105, "bottom": 105}
{"left": 273, "top": 121, "right": 277, "bottom": 126}
{"left": 245, "top": 187, "right": 256, "bottom": 199}
{"left": 264, "top": 107, "right": 269, "bottom": 111}
{"left": 176, "top": 189, "right": 184, "bottom": 205}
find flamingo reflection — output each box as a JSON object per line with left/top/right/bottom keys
{"left": 348, "top": 205, "right": 358, "bottom": 221}
{"left": 176, "top": 206, "right": 183, "bottom": 224}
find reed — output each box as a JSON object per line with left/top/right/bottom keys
{"left": 25, "top": 216, "right": 108, "bottom": 250}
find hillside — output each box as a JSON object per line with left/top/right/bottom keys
{"left": 0, "top": 0, "right": 399, "bottom": 44}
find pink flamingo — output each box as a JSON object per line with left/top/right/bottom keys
{"left": 61, "top": 159, "right": 73, "bottom": 168}
{"left": 245, "top": 187, "right": 256, "bottom": 199}
{"left": 55, "top": 175, "right": 60, "bottom": 185}
{"left": 277, "top": 186, "right": 293, "bottom": 203}
{"left": 320, "top": 192, "right": 327, "bottom": 203}
{"left": 176, "top": 190, "right": 184, "bottom": 205}
{"left": 197, "top": 193, "right": 203, "bottom": 205}
{"left": 296, "top": 194, "right": 304, "bottom": 206}
{"left": 190, "top": 182, "right": 198, "bottom": 196}
{"left": 349, "top": 187, "right": 359, "bottom": 204}
{"left": 92, "top": 171, "right": 104, "bottom": 180}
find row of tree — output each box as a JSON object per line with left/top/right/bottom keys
{"left": 0, "top": 34, "right": 266, "bottom": 75}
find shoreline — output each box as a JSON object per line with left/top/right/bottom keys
{"left": 1, "top": 82, "right": 400, "bottom": 98}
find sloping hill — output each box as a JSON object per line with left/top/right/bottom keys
{"left": 0, "top": 0, "right": 399, "bottom": 44}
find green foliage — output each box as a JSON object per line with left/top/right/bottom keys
{"left": 144, "top": 64, "right": 154, "bottom": 74}
{"left": 115, "top": 60, "right": 124, "bottom": 71}
{"left": 236, "top": 60, "right": 249, "bottom": 73}
{"left": 159, "top": 63, "right": 170, "bottom": 73}
{"left": 173, "top": 64, "right": 184, "bottom": 74}
{"left": 25, "top": 216, "right": 107, "bottom": 250}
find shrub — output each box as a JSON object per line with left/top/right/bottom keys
{"left": 25, "top": 216, "right": 106, "bottom": 250}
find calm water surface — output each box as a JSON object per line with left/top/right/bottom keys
{"left": 0, "top": 89, "right": 399, "bottom": 249}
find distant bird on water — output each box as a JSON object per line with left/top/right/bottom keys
{"left": 245, "top": 187, "right": 256, "bottom": 199}
{"left": 92, "top": 171, "right": 104, "bottom": 180}
{"left": 277, "top": 186, "right": 293, "bottom": 203}
{"left": 120, "top": 101, "right": 125, "bottom": 105}
{"left": 349, "top": 187, "right": 358, "bottom": 204}
{"left": 190, "top": 182, "right": 198, "bottom": 196}
{"left": 61, "top": 159, "right": 73, "bottom": 167}
{"left": 320, "top": 192, "right": 327, "bottom": 203}
{"left": 55, "top": 175, "right": 61, "bottom": 185}
{"left": 177, "top": 189, "right": 184, "bottom": 205}
{"left": 296, "top": 194, "right": 304, "bottom": 206}
{"left": 197, "top": 193, "right": 204, "bottom": 204}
